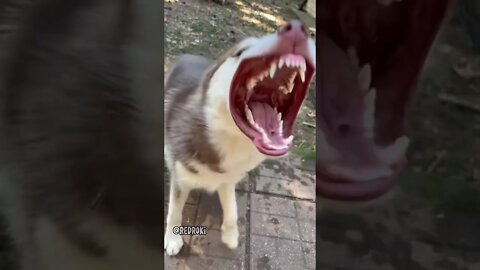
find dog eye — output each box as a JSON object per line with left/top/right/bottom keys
{"left": 233, "top": 47, "right": 247, "bottom": 57}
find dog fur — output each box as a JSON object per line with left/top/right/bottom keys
{"left": 0, "top": 0, "right": 164, "bottom": 269}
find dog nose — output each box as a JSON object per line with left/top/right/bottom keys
{"left": 278, "top": 20, "right": 308, "bottom": 43}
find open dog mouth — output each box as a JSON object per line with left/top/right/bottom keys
{"left": 231, "top": 54, "right": 315, "bottom": 156}
{"left": 230, "top": 21, "right": 315, "bottom": 156}
{"left": 316, "top": 0, "right": 451, "bottom": 201}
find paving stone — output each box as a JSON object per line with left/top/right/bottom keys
{"left": 250, "top": 193, "right": 296, "bottom": 217}
{"left": 294, "top": 200, "right": 316, "bottom": 222}
{"left": 186, "top": 191, "right": 201, "bottom": 205}
{"left": 194, "top": 193, "right": 222, "bottom": 230}
{"left": 250, "top": 235, "right": 305, "bottom": 270}
{"left": 280, "top": 155, "right": 315, "bottom": 172}
{"left": 236, "top": 175, "right": 253, "bottom": 192}
{"left": 195, "top": 191, "right": 248, "bottom": 234}
{"left": 275, "top": 238, "right": 308, "bottom": 270}
{"left": 255, "top": 176, "right": 315, "bottom": 200}
{"left": 250, "top": 212, "right": 300, "bottom": 240}
{"left": 302, "top": 242, "right": 316, "bottom": 269}
{"left": 299, "top": 220, "right": 315, "bottom": 243}
{"left": 183, "top": 256, "right": 245, "bottom": 270}
{"left": 164, "top": 255, "right": 189, "bottom": 270}
{"left": 257, "top": 163, "right": 303, "bottom": 181}
{"left": 190, "top": 229, "right": 246, "bottom": 260}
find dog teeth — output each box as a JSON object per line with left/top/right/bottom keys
{"left": 279, "top": 85, "right": 288, "bottom": 94}
{"left": 259, "top": 71, "right": 266, "bottom": 81}
{"left": 286, "top": 59, "right": 292, "bottom": 67}
{"left": 284, "top": 135, "right": 294, "bottom": 145}
{"left": 299, "top": 69, "right": 305, "bottom": 82}
{"left": 245, "top": 105, "right": 255, "bottom": 126}
{"left": 293, "top": 59, "right": 299, "bottom": 68}
{"left": 301, "top": 61, "right": 306, "bottom": 72}
{"left": 259, "top": 127, "right": 272, "bottom": 144}
{"left": 269, "top": 63, "right": 276, "bottom": 78}
{"left": 287, "top": 82, "right": 294, "bottom": 93}
{"left": 289, "top": 71, "right": 297, "bottom": 84}
{"left": 277, "top": 112, "right": 282, "bottom": 121}
{"left": 278, "top": 58, "right": 284, "bottom": 69}
{"left": 247, "top": 79, "right": 256, "bottom": 91}
{"left": 279, "top": 120, "right": 283, "bottom": 133}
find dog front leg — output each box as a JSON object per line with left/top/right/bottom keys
{"left": 164, "top": 181, "right": 190, "bottom": 256}
{"left": 218, "top": 183, "right": 239, "bottom": 249}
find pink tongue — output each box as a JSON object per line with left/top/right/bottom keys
{"left": 248, "top": 102, "right": 284, "bottom": 145}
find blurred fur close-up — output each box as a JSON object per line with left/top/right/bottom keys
{"left": 0, "top": 1, "right": 164, "bottom": 270}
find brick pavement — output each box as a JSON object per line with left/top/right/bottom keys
{"left": 164, "top": 156, "right": 316, "bottom": 270}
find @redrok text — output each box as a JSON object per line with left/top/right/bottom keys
{"left": 172, "top": 226, "right": 208, "bottom": 236}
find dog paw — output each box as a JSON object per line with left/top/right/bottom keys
{"left": 221, "top": 225, "right": 239, "bottom": 249}
{"left": 164, "top": 232, "right": 184, "bottom": 256}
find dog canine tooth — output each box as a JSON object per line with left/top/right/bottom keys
{"left": 299, "top": 69, "right": 305, "bottom": 82}
{"left": 269, "top": 63, "right": 276, "bottom": 78}
{"left": 358, "top": 64, "right": 372, "bottom": 93}
{"left": 278, "top": 58, "right": 285, "bottom": 69}
{"left": 279, "top": 120, "right": 283, "bottom": 132}
{"left": 277, "top": 112, "right": 282, "bottom": 121}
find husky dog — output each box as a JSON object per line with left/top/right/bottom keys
{"left": 0, "top": 0, "right": 164, "bottom": 269}
{"left": 164, "top": 20, "right": 316, "bottom": 255}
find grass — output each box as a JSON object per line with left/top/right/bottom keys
{"left": 402, "top": 169, "right": 480, "bottom": 215}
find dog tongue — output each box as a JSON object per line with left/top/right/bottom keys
{"left": 249, "top": 102, "right": 285, "bottom": 146}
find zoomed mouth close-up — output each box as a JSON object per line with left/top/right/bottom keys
{"left": 315, "top": 0, "right": 451, "bottom": 201}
